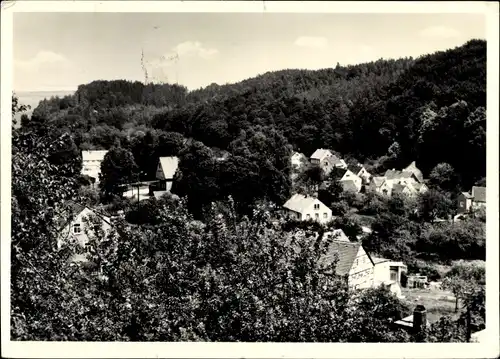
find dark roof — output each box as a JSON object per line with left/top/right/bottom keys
{"left": 329, "top": 167, "right": 348, "bottom": 180}
{"left": 341, "top": 180, "right": 359, "bottom": 193}
{"left": 347, "top": 163, "right": 362, "bottom": 174}
{"left": 319, "top": 240, "right": 361, "bottom": 276}
{"left": 472, "top": 186, "right": 486, "bottom": 202}
{"left": 392, "top": 183, "right": 406, "bottom": 194}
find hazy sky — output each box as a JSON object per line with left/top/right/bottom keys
{"left": 13, "top": 12, "right": 486, "bottom": 92}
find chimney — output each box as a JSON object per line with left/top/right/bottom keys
{"left": 413, "top": 305, "right": 427, "bottom": 334}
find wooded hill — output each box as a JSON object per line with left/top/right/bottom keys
{"left": 27, "top": 39, "right": 486, "bottom": 191}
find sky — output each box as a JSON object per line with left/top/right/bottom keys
{"left": 13, "top": 12, "right": 486, "bottom": 92}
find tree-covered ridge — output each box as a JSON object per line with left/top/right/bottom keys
{"left": 11, "top": 38, "right": 487, "bottom": 342}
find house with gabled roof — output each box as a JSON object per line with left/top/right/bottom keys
{"left": 155, "top": 156, "right": 179, "bottom": 192}
{"left": 347, "top": 164, "right": 371, "bottom": 184}
{"left": 81, "top": 150, "right": 108, "bottom": 185}
{"left": 458, "top": 186, "right": 486, "bottom": 214}
{"left": 283, "top": 193, "right": 333, "bottom": 224}
{"left": 391, "top": 183, "right": 418, "bottom": 197}
{"left": 310, "top": 148, "right": 347, "bottom": 175}
{"left": 329, "top": 167, "right": 363, "bottom": 192}
{"left": 56, "top": 202, "right": 113, "bottom": 252}
{"left": 367, "top": 176, "right": 392, "bottom": 196}
{"left": 319, "top": 239, "right": 375, "bottom": 289}
{"left": 310, "top": 148, "right": 334, "bottom": 164}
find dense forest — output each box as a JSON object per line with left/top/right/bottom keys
{"left": 26, "top": 39, "right": 486, "bottom": 191}
{"left": 11, "top": 39, "right": 487, "bottom": 342}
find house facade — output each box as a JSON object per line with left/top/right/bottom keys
{"left": 81, "top": 150, "right": 108, "bottom": 185}
{"left": 155, "top": 156, "right": 180, "bottom": 192}
{"left": 283, "top": 193, "right": 333, "bottom": 224}
{"left": 320, "top": 240, "right": 375, "bottom": 289}
{"left": 310, "top": 149, "right": 347, "bottom": 175}
{"left": 458, "top": 186, "right": 486, "bottom": 214}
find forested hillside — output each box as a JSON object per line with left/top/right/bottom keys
{"left": 23, "top": 39, "right": 486, "bottom": 214}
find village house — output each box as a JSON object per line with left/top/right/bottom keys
{"left": 347, "top": 163, "right": 372, "bottom": 184}
{"left": 155, "top": 156, "right": 179, "bottom": 193}
{"left": 457, "top": 186, "right": 486, "bottom": 214}
{"left": 329, "top": 167, "right": 363, "bottom": 193}
{"left": 319, "top": 239, "right": 376, "bottom": 289}
{"left": 310, "top": 148, "right": 347, "bottom": 175}
{"left": 373, "top": 257, "right": 408, "bottom": 298}
{"left": 81, "top": 150, "right": 108, "bottom": 186}
{"left": 56, "top": 202, "right": 113, "bottom": 251}
{"left": 283, "top": 193, "right": 333, "bottom": 224}
{"left": 323, "top": 228, "right": 350, "bottom": 242}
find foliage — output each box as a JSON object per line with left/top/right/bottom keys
{"left": 417, "top": 189, "right": 454, "bottom": 222}
{"left": 99, "top": 147, "right": 140, "bottom": 201}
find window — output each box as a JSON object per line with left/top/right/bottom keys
{"left": 73, "top": 223, "right": 81, "bottom": 235}
{"left": 315, "top": 213, "right": 319, "bottom": 220}
{"left": 306, "top": 214, "right": 311, "bottom": 220}
{"left": 314, "top": 204, "right": 320, "bottom": 210}
{"left": 323, "top": 213, "right": 328, "bottom": 219}
{"left": 460, "top": 202, "right": 464, "bottom": 208}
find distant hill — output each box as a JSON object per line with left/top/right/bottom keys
{"left": 14, "top": 90, "right": 75, "bottom": 127}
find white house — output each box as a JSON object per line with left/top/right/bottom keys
{"left": 81, "top": 150, "right": 108, "bottom": 185}
{"left": 319, "top": 239, "right": 375, "bottom": 289}
{"left": 156, "top": 156, "right": 179, "bottom": 192}
{"left": 57, "top": 203, "right": 112, "bottom": 251}
{"left": 457, "top": 186, "right": 486, "bottom": 214}
{"left": 283, "top": 193, "right": 333, "bottom": 224}
{"left": 310, "top": 148, "right": 347, "bottom": 175}
{"left": 329, "top": 167, "right": 363, "bottom": 192}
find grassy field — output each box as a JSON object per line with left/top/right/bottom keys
{"left": 401, "top": 287, "right": 459, "bottom": 323}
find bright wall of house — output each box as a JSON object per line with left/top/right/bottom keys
{"left": 58, "top": 208, "right": 111, "bottom": 249}
{"left": 82, "top": 161, "right": 104, "bottom": 183}
{"left": 458, "top": 196, "right": 472, "bottom": 213}
{"left": 303, "top": 201, "right": 333, "bottom": 224}
{"left": 348, "top": 246, "right": 374, "bottom": 289}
